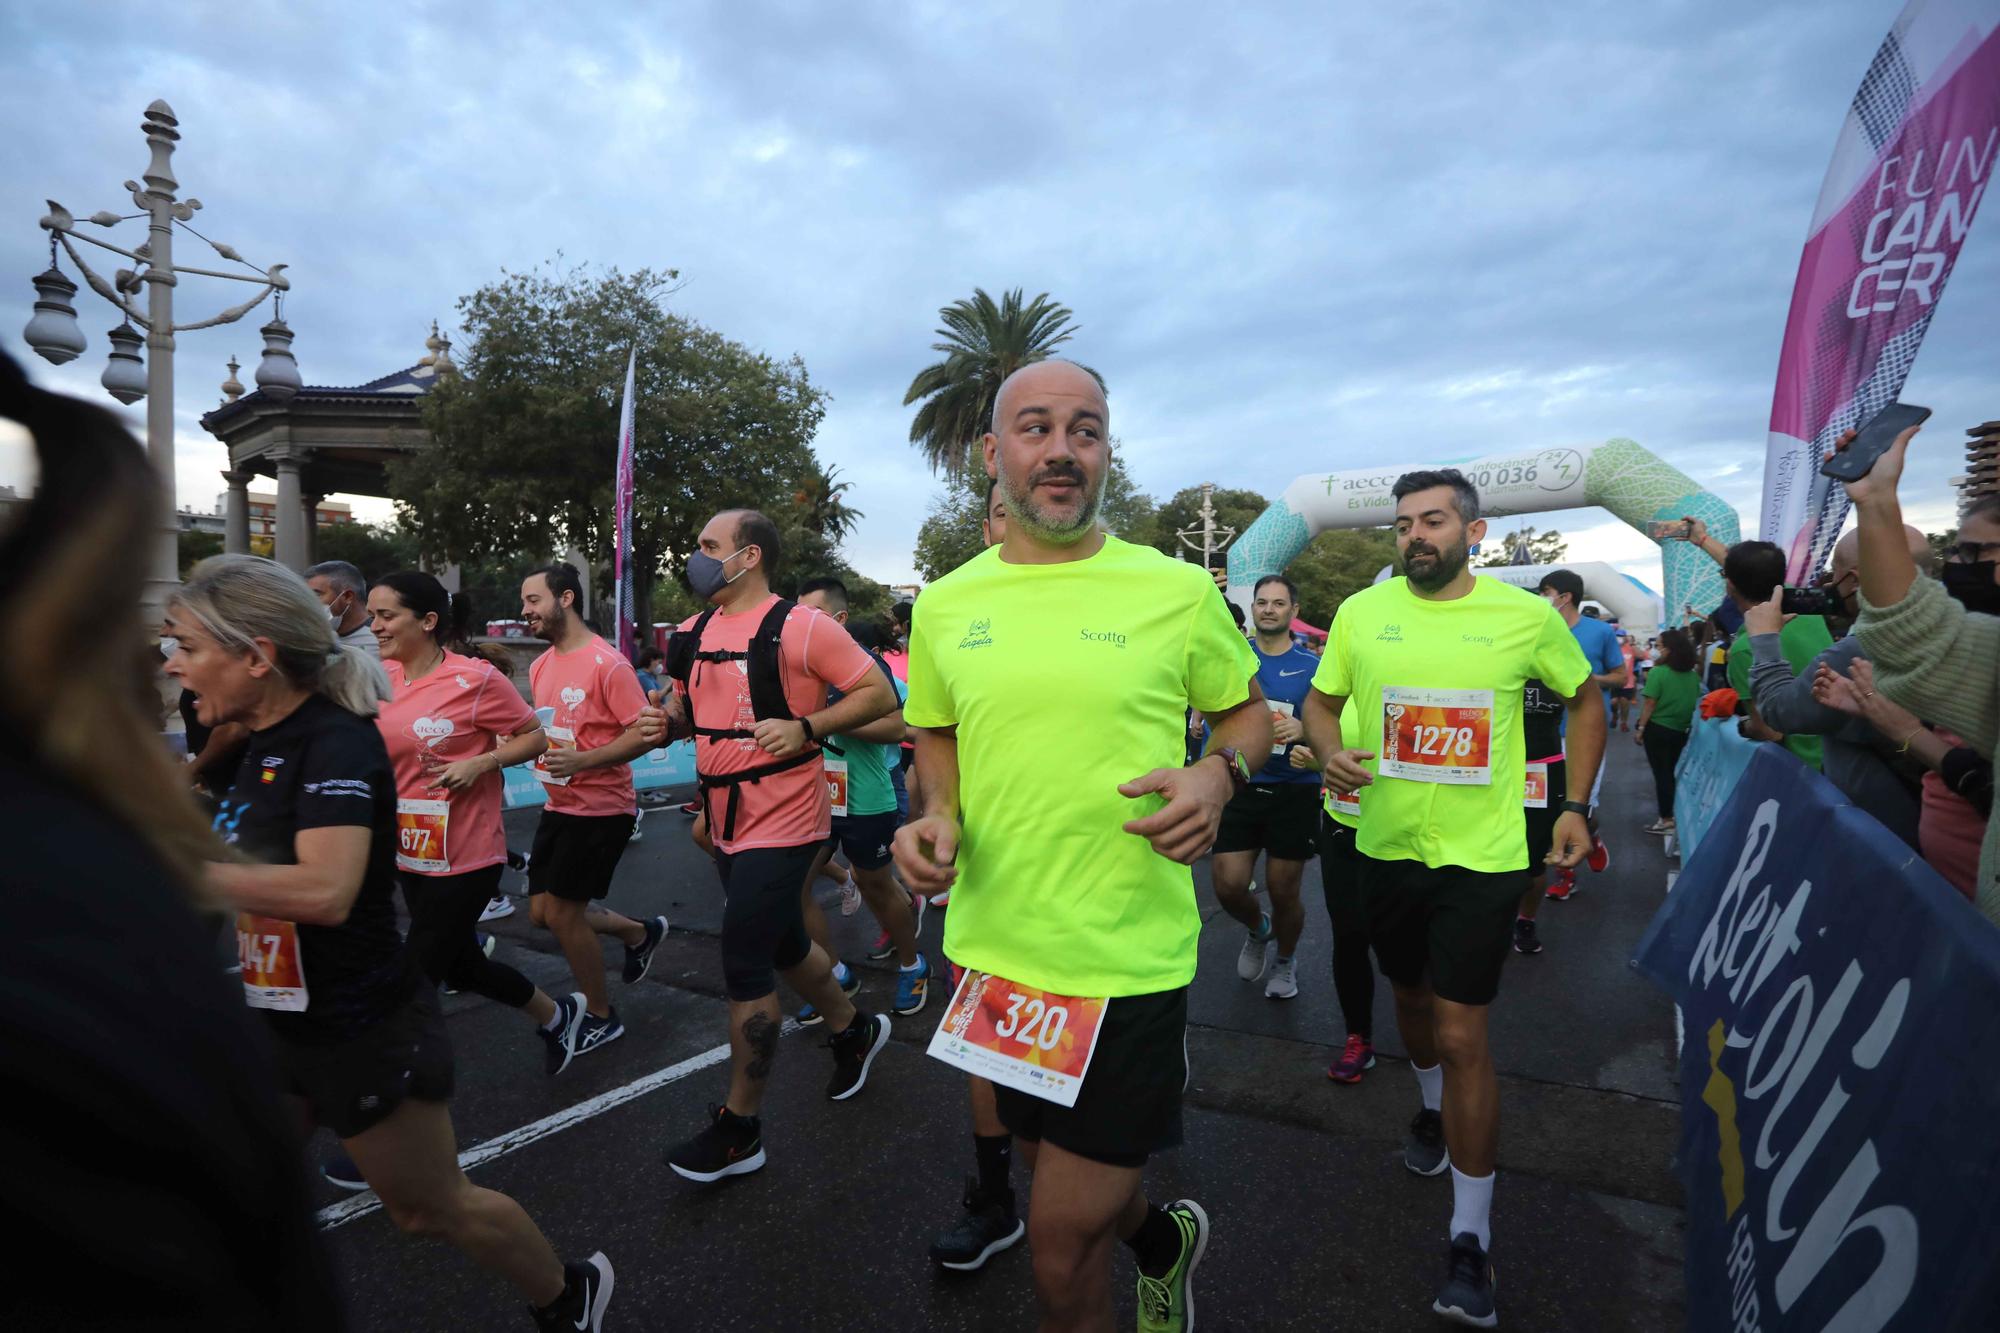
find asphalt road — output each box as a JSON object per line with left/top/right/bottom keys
{"left": 313, "top": 738, "right": 1687, "bottom": 1331}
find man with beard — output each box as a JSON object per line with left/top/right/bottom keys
{"left": 895, "top": 360, "right": 1267, "bottom": 1333}
{"left": 1302, "top": 468, "right": 1602, "bottom": 1328}
{"left": 521, "top": 563, "right": 665, "bottom": 1061}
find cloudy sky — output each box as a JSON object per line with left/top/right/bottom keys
{"left": 4, "top": 1, "right": 1993, "bottom": 595}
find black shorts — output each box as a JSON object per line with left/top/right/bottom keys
{"left": 273, "top": 989, "right": 455, "bottom": 1140}
{"left": 1523, "top": 758, "right": 1568, "bottom": 878}
{"left": 1358, "top": 854, "right": 1525, "bottom": 1007}
{"left": 528, "top": 810, "right": 636, "bottom": 902}
{"left": 716, "top": 841, "right": 820, "bottom": 1001}
{"left": 992, "top": 986, "right": 1188, "bottom": 1168}
{"left": 1213, "top": 782, "right": 1320, "bottom": 861}
{"left": 824, "top": 810, "right": 898, "bottom": 872}
{"left": 1614, "top": 687, "right": 1635, "bottom": 700}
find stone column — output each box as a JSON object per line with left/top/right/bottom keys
{"left": 301, "top": 492, "right": 323, "bottom": 567}
{"left": 221, "top": 469, "right": 252, "bottom": 555}
{"left": 274, "top": 453, "right": 307, "bottom": 571}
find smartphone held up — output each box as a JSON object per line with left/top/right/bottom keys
{"left": 1820, "top": 401, "right": 1931, "bottom": 483}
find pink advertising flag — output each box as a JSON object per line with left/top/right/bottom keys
{"left": 1761, "top": 0, "right": 2000, "bottom": 580}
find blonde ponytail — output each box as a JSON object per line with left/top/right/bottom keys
{"left": 173, "top": 555, "right": 391, "bottom": 718}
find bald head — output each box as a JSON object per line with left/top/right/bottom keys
{"left": 991, "top": 359, "right": 1106, "bottom": 434}
{"left": 1829, "top": 523, "right": 1931, "bottom": 577}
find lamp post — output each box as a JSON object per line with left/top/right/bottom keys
{"left": 21, "top": 99, "right": 297, "bottom": 628}
{"left": 1175, "top": 482, "right": 1238, "bottom": 590}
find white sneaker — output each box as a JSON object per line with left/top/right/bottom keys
{"left": 838, "top": 872, "right": 862, "bottom": 917}
{"left": 1265, "top": 956, "right": 1299, "bottom": 1000}
{"left": 1236, "top": 917, "right": 1273, "bottom": 981}
{"left": 479, "top": 895, "right": 516, "bottom": 923}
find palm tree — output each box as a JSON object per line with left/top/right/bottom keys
{"left": 792, "top": 465, "right": 862, "bottom": 542}
{"left": 903, "top": 288, "right": 1099, "bottom": 477}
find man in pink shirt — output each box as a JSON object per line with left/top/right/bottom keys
{"left": 640, "top": 510, "right": 897, "bottom": 1183}
{"left": 522, "top": 563, "right": 665, "bottom": 1062}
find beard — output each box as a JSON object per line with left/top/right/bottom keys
{"left": 532, "top": 606, "right": 568, "bottom": 642}
{"left": 1401, "top": 536, "right": 1468, "bottom": 592}
{"left": 998, "top": 458, "right": 1106, "bottom": 545}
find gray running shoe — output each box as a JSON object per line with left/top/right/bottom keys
{"left": 1432, "top": 1232, "right": 1497, "bottom": 1327}
{"left": 1264, "top": 955, "right": 1298, "bottom": 1000}
{"left": 1404, "top": 1107, "right": 1450, "bottom": 1176}
{"left": 1236, "top": 914, "right": 1273, "bottom": 981}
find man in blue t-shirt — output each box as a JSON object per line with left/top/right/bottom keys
{"left": 1534, "top": 569, "right": 1630, "bottom": 891}
{"left": 1208, "top": 575, "right": 1322, "bottom": 1000}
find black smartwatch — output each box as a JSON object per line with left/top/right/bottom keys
{"left": 1562, "top": 800, "right": 1590, "bottom": 816}
{"left": 799, "top": 716, "right": 816, "bottom": 744}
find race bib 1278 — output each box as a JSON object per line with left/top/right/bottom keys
{"left": 1380, "top": 686, "right": 1494, "bottom": 785}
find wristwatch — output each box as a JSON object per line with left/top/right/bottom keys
{"left": 1562, "top": 800, "right": 1591, "bottom": 816}
{"left": 1210, "top": 746, "right": 1253, "bottom": 795}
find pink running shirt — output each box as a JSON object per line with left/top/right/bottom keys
{"left": 378, "top": 652, "right": 539, "bottom": 876}
{"left": 529, "top": 635, "right": 650, "bottom": 818}
{"left": 676, "top": 595, "right": 875, "bottom": 852}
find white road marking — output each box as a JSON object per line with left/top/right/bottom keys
{"left": 317, "top": 1021, "right": 798, "bottom": 1231}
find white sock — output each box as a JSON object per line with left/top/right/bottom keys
{"left": 833, "top": 962, "right": 853, "bottom": 986}
{"left": 1413, "top": 1061, "right": 1443, "bottom": 1111}
{"left": 1449, "top": 1167, "right": 1494, "bottom": 1250}
{"left": 898, "top": 957, "right": 924, "bottom": 973}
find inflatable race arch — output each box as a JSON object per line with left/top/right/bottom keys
{"left": 1225, "top": 438, "right": 1739, "bottom": 629}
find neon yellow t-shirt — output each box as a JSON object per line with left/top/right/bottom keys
{"left": 1311, "top": 575, "right": 1589, "bottom": 873}
{"left": 905, "top": 536, "right": 1257, "bottom": 997}
{"left": 1322, "top": 701, "right": 1366, "bottom": 831}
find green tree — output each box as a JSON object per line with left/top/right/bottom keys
{"left": 177, "top": 529, "right": 223, "bottom": 576}
{"left": 1475, "top": 525, "right": 1567, "bottom": 567}
{"left": 1285, "top": 528, "right": 1399, "bottom": 627}
{"left": 1148, "top": 486, "right": 1269, "bottom": 566}
{"left": 311, "top": 519, "right": 421, "bottom": 581}
{"left": 389, "top": 262, "right": 834, "bottom": 635}
{"left": 1927, "top": 528, "right": 1959, "bottom": 567}
{"left": 903, "top": 288, "right": 1098, "bottom": 478}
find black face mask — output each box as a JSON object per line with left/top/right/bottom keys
{"left": 1941, "top": 561, "right": 2000, "bottom": 616}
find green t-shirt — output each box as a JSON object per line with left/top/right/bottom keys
{"left": 828, "top": 670, "right": 907, "bottom": 818}
{"left": 904, "top": 536, "right": 1257, "bottom": 996}
{"left": 1311, "top": 575, "right": 1590, "bottom": 873}
{"left": 1727, "top": 617, "right": 1832, "bottom": 770}
{"left": 1323, "top": 700, "right": 1366, "bottom": 830}
{"left": 1640, "top": 665, "right": 1700, "bottom": 733}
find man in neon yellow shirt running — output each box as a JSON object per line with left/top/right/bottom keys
{"left": 895, "top": 360, "right": 1269, "bottom": 1333}
{"left": 1302, "top": 468, "right": 1603, "bottom": 1329}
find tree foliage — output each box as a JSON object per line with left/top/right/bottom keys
{"left": 388, "top": 262, "right": 838, "bottom": 633}
{"left": 1474, "top": 525, "right": 1567, "bottom": 567}
{"left": 311, "top": 520, "right": 421, "bottom": 581}
{"left": 1285, "top": 528, "right": 1399, "bottom": 627}
{"left": 177, "top": 529, "right": 224, "bottom": 576}
{"left": 903, "top": 288, "right": 1097, "bottom": 479}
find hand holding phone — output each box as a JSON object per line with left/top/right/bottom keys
{"left": 1648, "top": 520, "right": 1693, "bottom": 542}
{"left": 1820, "top": 402, "right": 1930, "bottom": 483}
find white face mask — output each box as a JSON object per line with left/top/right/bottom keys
{"left": 159, "top": 637, "right": 180, "bottom": 660}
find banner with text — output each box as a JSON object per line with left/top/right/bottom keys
{"left": 502, "top": 741, "right": 695, "bottom": 810}
{"left": 1761, "top": 0, "right": 2000, "bottom": 581}
{"left": 1672, "top": 717, "right": 1761, "bottom": 859}
{"left": 1635, "top": 745, "right": 2000, "bottom": 1331}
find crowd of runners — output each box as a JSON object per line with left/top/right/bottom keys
{"left": 19, "top": 354, "right": 1703, "bottom": 1333}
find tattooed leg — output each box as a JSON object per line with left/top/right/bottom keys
{"left": 726, "top": 996, "right": 784, "bottom": 1117}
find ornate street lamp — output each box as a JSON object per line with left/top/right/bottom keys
{"left": 20, "top": 99, "right": 295, "bottom": 624}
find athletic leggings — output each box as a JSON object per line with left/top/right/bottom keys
{"left": 400, "top": 864, "right": 537, "bottom": 1010}
{"left": 1642, "top": 724, "right": 1690, "bottom": 821}
{"left": 1315, "top": 817, "right": 1375, "bottom": 1042}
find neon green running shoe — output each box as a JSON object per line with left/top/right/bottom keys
{"left": 1136, "top": 1198, "right": 1209, "bottom": 1333}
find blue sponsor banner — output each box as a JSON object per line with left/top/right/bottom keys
{"left": 1634, "top": 746, "right": 2000, "bottom": 1332}
{"left": 500, "top": 741, "right": 696, "bottom": 810}
{"left": 1672, "top": 718, "right": 1759, "bottom": 859}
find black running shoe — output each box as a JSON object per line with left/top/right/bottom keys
{"left": 573, "top": 1007, "right": 625, "bottom": 1061}
{"left": 531, "top": 1252, "right": 615, "bottom": 1333}
{"left": 1512, "top": 917, "right": 1542, "bottom": 955}
{"left": 826, "top": 1010, "right": 891, "bottom": 1100}
{"left": 665, "top": 1104, "right": 766, "bottom": 1183}
{"left": 320, "top": 1148, "right": 367, "bottom": 1193}
{"left": 1432, "top": 1232, "right": 1497, "bottom": 1327}
{"left": 929, "top": 1176, "right": 1024, "bottom": 1271}
{"left": 542, "top": 992, "right": 585, "bottom": 1076}
{"left": 622, "top": 914, "right": 669, "bottom": 984}
{"left": 1404, "top": 1107, "right": 1450, "bottom": 1176}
